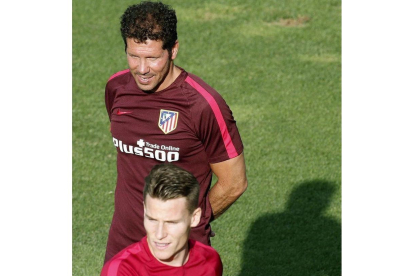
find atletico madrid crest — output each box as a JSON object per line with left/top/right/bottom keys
{"left": 158, "top": 109, "right": 179, "bottom": 134}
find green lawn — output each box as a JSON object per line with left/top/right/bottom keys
{"left": 73, "top": 0, "right": 341, "bottom": 275}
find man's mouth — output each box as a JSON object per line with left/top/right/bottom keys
{"left": 155, "top": 242, "right": 170, "bottom": 250}
{"left": 137, "top": 74, "right": 154, "bottom": 84}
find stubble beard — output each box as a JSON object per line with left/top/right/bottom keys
{"left": 136, "top": 60, "right": 173, "bottom": 94}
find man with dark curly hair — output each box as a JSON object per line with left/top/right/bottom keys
{"left": 101, "top": 164, "right": 223, "bottom": 275}
{"left": 104, "top": 1, "right": 248, "bottom": 263}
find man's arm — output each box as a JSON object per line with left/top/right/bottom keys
{"left": 208, "top": 153, "right": 248, "bottom": 219}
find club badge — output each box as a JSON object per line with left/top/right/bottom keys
{"left": 158, "top": 109, "right": 179, "bottom": 134}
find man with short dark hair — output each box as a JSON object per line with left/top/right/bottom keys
{"left": 104, "top": 1, "right": 248, "bottom": 262}
{"left": 101, "top": 164, "right": 223, "bottom": 276}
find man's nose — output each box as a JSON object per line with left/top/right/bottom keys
{"left": 137, "top": 59, "right": 150, "bottom": 74}
{"left": 155, "top": 222, "right": 167, "bottom": 240}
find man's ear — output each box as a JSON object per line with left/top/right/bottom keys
{"left": 171, "top": 40, "right": 179, "bottom": 60}
{"left": 190, "top": 207, "right": 201, "bottom": 228}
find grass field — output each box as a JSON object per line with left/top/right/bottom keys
{"left": 73, "top": 0, "right": 341, "bottom": 275}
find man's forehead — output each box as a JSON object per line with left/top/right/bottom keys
{"left": 145, "top": 196, "right": 190, "bottom": 220}
{"left": 126, "top": 38, "right": 166, "bottom": 55}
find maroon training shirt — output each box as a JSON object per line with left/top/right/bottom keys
{"left": 104, "top": 68, "right": 243, "bottom": 262}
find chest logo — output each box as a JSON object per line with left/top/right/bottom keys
{"left": 158, "top": 109, "right": 179, "bottom": 134}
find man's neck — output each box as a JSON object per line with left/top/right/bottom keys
{"left": 148, "top": 239, "right": 190, "bottom": 267}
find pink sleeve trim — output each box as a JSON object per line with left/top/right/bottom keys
{"left": 185, "top": 76, "right": 238, "bottom": 159}
{"left": 108, "top": 69, "right": 130, "bottom": 82}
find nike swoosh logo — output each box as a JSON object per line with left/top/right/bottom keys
{"left": 116, "top": 109, "right": 132, "bottom": 115}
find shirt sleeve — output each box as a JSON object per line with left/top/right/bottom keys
{"left": 213, "top": 252, "right": 223, "bottom": 276}
{"left": 185, "top": 75, "right": 243, "bottom": 164}
{"left": 100, "top": 242, "right": 144, "bottom": 276}
{"left": 105, "top": 69, "right": 130, "bottom": 122}
{"left": 105, "top": 81, "right": 116, "bottom": 122}
{"left": 101, "top": 261, "right": 142, "bottom": 276}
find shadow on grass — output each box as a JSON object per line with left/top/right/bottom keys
{"left": 239, "top": 180, "right": 341, "bottom": 276}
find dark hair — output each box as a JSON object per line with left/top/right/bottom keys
{"left": 120, "top": 1, "right": 177, "bottom": 53}
{"left": 144, "top": 164, "right": 199, "bottom": 213}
